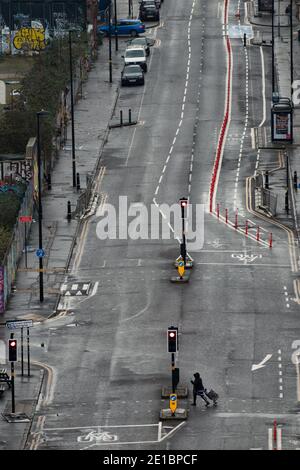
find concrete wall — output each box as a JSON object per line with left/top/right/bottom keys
{"left": 0, "top": 80, "right": 5, "bottom": 104}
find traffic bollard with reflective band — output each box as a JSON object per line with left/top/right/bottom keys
{"left": 265, "top": 171, "right": 269, "bottom": 189}
{"left": 245, "top": 219, "right": 248, "bottom": 235}
{"left": 169, "top": 394, "right": 177, "bottom": 415}
{"left": 67, "top": 201, "right": 71, "bottom": 221}
{"left": 256, "top": 226, "right": 260, "bottom": 242}
{"left": 285, "top": 190, "right": 289, "bottom": 213}
{"left": 76, "top": 173, "right": 80, "bottom": 191}
{"left": 269, "top": 232, "right": 273, "bottom": 248}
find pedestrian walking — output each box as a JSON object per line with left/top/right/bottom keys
{"left": 191, "top": 372, "right": 210, "bottom": 407}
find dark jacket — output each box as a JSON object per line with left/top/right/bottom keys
{"left": 191, "top": 373, "right": 204, "bottom": 392}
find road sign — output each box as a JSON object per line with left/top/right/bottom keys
{"left": 6, "top": 319, "right": 33, "bottom": 329}
{"left": 19, "top": 216, "right": 32, "bottom": 223}
{"left": 169, "top": 394, "right": 177, "bottom": 414}
{"left": 178, "top": 264, "right": 185, "bottom": 278}
{"left": 36, "top": 248, "right": 45, "bottom": 258}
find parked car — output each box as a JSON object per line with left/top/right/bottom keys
{"left": 140, "top": 5, "right": 160, "bottom": 21}
{"left": 127, "top": 37, "right": 151, "bottom": 56}
{"left": 139, "top": 0, "right": 161, "bottom": 9}
{"left": 98, "top": 19, "right": 145, "bottom": 37}
{"left": 121, "top": 65, "right": 145, "bottom": 86}
{"left": 122, "top": 46, "right": 148, "bottom": 72}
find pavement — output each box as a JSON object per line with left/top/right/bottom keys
{"left": 0, "top": 0, "right": 141, "bottom": 450}
{"left": 247, "top": 0, "right": 300, "bottom": 238}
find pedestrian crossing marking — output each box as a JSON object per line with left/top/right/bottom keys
{"left": 60, "top": 281, "right": 92, "bottom": 297}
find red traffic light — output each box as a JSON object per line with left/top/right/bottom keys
{"left": 8, "top": 339, "right": 17, "bottom": 362}
{"left": 179, "top": 198, "right": 188, "bottom": 208}
{"left": 167, "top": 327, "right": 178, "bottom": 353}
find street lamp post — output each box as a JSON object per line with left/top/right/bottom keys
{"left": 36, "top": 110, "right": 49, "bottom": 303}
{"left": 69, "top": 30, "right": 77, "bottom": 187}
{"left": 290, "top": 0, "right": 293, "bottom": 101}
{"left": 272, "top": 0, "right": 275, "bottom": 94}
{"left": 108, "top": 1, "right": 113, "bottom": 83}
{"left": 114, "top": 0, "right": 118, "bottom": 51}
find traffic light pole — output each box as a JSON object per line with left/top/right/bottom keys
{"left": 180, "top": 200, "right": 187, "bottom": 266}
{"left": 171, "top": 353, "right": 175, "bottom": 393}
{"left": 108, "top": 1, "right": 113, "bottom": 83}
{"left": 27, "top": 327, "right": 30, "bottom": 377}
{"left": 21, "top": 327, "right": 24, "bottom": 377}
{"left": 10, "top": 333, "right": 15, "bottom": 413}
{"left": 11, "top": 362, "right": 15, "bottom": 413}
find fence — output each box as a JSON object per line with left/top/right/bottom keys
{"left": 0, "top": 179, "right": 34, "bottom": 314}
{"left": 254, "top": 172, "right": 277, "bottom": 216}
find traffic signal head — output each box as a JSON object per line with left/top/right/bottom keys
{"left": 167, "top": 327, "right": 178, "bottom": 353}
{"left": 8, "top": 339, "right": 17, "bottom": 362}
{"left": 179, "top": 197, "right": 188, "bottom": 208}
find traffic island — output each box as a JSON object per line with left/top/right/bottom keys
{"left": 160, "top": 393, "right": 188, "bottom": 421}
{"left": 159, "top": 408, "right": 188, "bottom": 421}
{"left": 174, "top": 260, "right": 193, "bottom": 269}
{"left": 170, "top": 271, "right": 191, "bottom": 283}
{"left": 161, "top": 385, "right": 188, "bottom": 399}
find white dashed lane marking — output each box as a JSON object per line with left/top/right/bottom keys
{"left": 153, "top": 0, "right": 205, "bottom": 208}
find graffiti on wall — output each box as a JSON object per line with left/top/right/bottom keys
{"left": 0, "top": 267, "right": 4, "bottom": 314}
{"left": 13, "top": 26, "right": 45, "bottom": 51}
{"left": 53, "top": 12, "right": 82, "bottom": 37}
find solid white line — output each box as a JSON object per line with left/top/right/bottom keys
{"left": 158, "top": 421, "right": 162, "bottom": 442}
{"left": 268, "top": 428, "right": 273, "bottom": 450}
{"left": 259, "top": 47, "right": 266, "bottom": 127}
{"left": 277, "top": 428, "right": 282, "bottom": 450}
{"left": 90, "top": 281, "right": 99, "bottom": 297}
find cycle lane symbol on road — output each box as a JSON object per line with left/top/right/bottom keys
{"left": 77, "top": 429, "right": 118, "bottom": 448}
{"left": 231, "top": 253, "right": 262, "bottom": 263}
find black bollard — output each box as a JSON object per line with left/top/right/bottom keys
{"left": 294, "top": 171, "right": 298, "bottom": 190}
{"left": 76, "top": 172, "right": 80, "bottom": 191}
{"left": 265, "top": 171, "right": 269, "bottom": 189}
{"left": 285, "top": 190, "right": 289, "bottom": 213}
{"left": 120, "top": 110, "right": 123, "bottom": 126}
{"left": 47, "top": 173, "right": 52, "bottom": 190}
{"left": 129, "top": 108, "right": 132, "bottom": 124}
{"left": 243, "top": 33, "right": 247, "bottom": 47}
{"left": 67, "top": 200, "right": 72, "bottom": 221}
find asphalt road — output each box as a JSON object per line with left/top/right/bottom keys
{"left": 27, "top": 0, "right": 300, "bottom": 450}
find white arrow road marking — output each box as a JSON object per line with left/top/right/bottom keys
{"left": 252, "top": 354, "right": 272, "bottom": 371}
